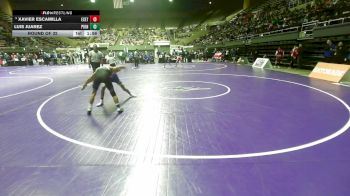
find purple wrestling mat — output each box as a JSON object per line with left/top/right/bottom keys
{"left": 0, "top": 63, "right": 349, "bottom": 196}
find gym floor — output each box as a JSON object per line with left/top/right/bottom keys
{"left": 0, "top": 63, "right": 350, "bottom": 196}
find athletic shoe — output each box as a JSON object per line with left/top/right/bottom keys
{"left": 87, "top": 109, "right": 91, "bottom": 115}
{"left": 96, "top": 101, "right": 104, "bottom": 107}
{"left": 117, "top": 107, "right": 124, "bottom": 113}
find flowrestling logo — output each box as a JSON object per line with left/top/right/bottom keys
{"left": 41, "top": 11, "right": 72, "bottom": 15}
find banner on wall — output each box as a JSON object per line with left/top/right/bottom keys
{"left": 88, "top": 43, "right": 110, "bottom": 48}
{"left": 153, "top": 40, "right": 170, "bottom": 46}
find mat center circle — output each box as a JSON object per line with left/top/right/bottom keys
{"left": 157, "top": 81, "right": 231, "bottom": 100}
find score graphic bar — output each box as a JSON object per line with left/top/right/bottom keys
{"left": 12, "top": 10, "right": 100, "bottom": 37}
{"left": 12, "top": 30, "right": 100, "bottom": 37}
{"left": 13, "top": 23, "right": 99, "bottom": 30}
{"left": 13, "top": 16, "right": 95, "bottom": 23}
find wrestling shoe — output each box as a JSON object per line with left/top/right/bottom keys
{"left": 117, "top": 107, "right": 124, "bottom": 113}
{"left": 96, "top": 101, "right": 104, "bottom": 107}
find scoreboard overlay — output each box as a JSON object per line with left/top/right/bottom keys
{"left": 12, "top": 10, "right": 100, "bottom": 37}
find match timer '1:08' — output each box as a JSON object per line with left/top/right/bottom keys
{"left": 12, "top": 10, "right": 101, "bottom": 37}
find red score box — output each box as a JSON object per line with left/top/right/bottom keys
{"left": 90, "top": 15, "right": 100, "bottom": 23}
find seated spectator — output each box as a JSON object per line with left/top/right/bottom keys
{"left": 334, "top": 42, "right": 347, "bottom": 64}
{"left": 324, "top": 39, "right": 336, "bottom": 62}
